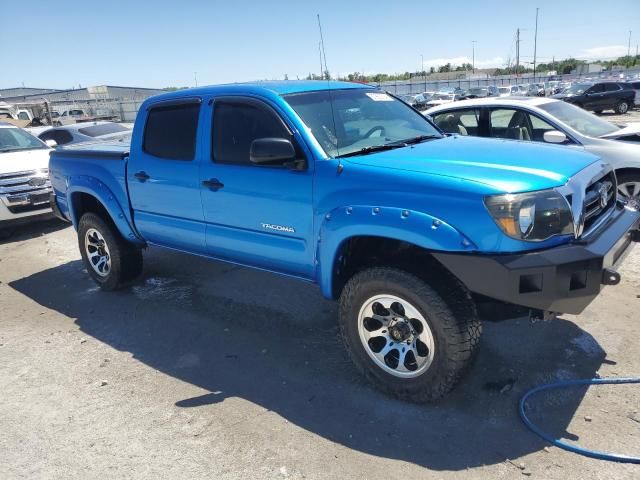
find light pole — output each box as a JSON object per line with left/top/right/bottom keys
{"left": 533, "top": 8, "right": 539, "bottom": 82}
{"left": 472, "top": 40, "right": 476, "bottom": 74}
{"left": 628, "top": 30, "right": 632, "bottom": 58}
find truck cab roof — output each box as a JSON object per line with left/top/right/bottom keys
{"left": 147, "top": 80, "right": 373, "bottom": 103}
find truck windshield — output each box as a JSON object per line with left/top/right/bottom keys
{"left": 0, "top": 127, "right": 47, "bottom": 153}
{"left": 539, "top": 101, "right": 619, "bottom": 137}
{"left": 284, "top": 89, "right": 441, "bottom": 158}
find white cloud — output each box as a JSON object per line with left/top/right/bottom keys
{"left": 421, "top": 56, "right": 505, "bottom": 69}
{"left": 577, "top": 45, "right": 628, "bottom": 60}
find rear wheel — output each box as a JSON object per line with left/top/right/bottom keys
{"left": 339, "top": 267, "right": 481, "bottom": 402}
{"left": 78, "top": 212, "right": 143, "bottom": 290}
{"left": 617, "top": 172, "right": 640, "bottom": 210}
{"left": 615, "top": 101, "right": 629, "bottom": 114}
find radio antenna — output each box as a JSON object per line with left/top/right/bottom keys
{"left": 317, "top": 14, "right": 328, "bottom": 78}
{"left": 317, "top": 14, "right": 342, "bottom": 165}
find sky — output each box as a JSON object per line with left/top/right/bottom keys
{"left": 2, "top": 0, "right": 639, "bottom": 90}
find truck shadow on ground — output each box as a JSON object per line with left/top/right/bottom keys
{"left": 0, "top": 217, "right": 69, "bottom": 245}
{"left": 9, "top": 247, "right": 607, "bottom": 471}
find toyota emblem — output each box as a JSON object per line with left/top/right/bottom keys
{"left": 598, "top": 183, "right": 609, "bottom": 209}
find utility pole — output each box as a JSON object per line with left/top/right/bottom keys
{"left": 628, "top": 30, "right": 632, "bottom": 57}
{"left": 472, "top": 40, "right": 476, "bottom": 74}
{"left": 533, "top": 8, "right": 539, "bottom": 81}
{"left": 421, "top": 54, "right": 424, "bottom": 75}
{"left": 515, "top": 28, "right": 520, "bottom": 79}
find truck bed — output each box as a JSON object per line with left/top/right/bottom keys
{"left": 49, "top": 142, "right": 133, "bottom": 228}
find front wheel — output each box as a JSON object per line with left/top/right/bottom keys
{"left": 339, "top": 267, "right": 481, "bottom": 402}
{"left": 78, "top": 212, "right": 143, "bottom": 290}
{"left": 615, "top": 101, "right": 629, "bottom": 114}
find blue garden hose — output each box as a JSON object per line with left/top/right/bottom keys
{"left": 519, "top": 377, "right": 640, "bottom": 464}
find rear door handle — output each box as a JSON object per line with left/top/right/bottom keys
{"left": 202, "top": 178, "right": 224, "bottom": 191}
{"left": 134, "top": 171, "right": 150, "bottom": 182}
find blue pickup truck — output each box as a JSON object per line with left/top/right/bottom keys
{"left": 49, "top": 81, "right": 640, "bottom": 402}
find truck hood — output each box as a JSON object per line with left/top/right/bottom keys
{"left": 344, "top": 135, "right": 599, "bottom": 193}
{"left": 0, "top": 148, "right": 51, "bottom": 175}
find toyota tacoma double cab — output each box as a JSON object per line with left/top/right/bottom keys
{"left": 49, "top": 82, "right": 640, "bottom": 402}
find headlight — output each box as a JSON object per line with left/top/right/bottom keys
{"left": 484, "top": 190, "right": 574, "bottom": 241}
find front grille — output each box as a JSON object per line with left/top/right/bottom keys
{"left": 582, "top": 171, "right": 616, "bottom": 234}
{"left": 0, "top": 169, "right": 52, "bottom": 210}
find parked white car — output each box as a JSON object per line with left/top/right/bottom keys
{"left": 0, "top": 122, "right": 54, "bottom": 228}
{"left": 498, "top": 86, "right": 519, "bottom": 97}
{"left": 426, "top": 97, "right": 640, "bottom": 206}
{"left": 54, "top": 108, "right": 90, "bottom": 126}
{"left": 28, "top": 121, "right": 132, "bottom": 147}
{"left": 424, "top": 93, "right": 461, "bottom": 108}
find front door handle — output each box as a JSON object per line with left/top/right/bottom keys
{"left": 202, "top": 178, "right": 224, "bottom": 191}
{"left": 134, "top": 171, "right": 150, "bottom": 182}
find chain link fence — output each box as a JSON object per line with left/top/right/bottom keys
{"left": 376, "top": 67, "right": 640, "bottom": 95}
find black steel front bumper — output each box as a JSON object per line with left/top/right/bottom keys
{"left": 433, "top": 207, "right": 640, "bottom": 315}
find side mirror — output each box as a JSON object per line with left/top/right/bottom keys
{"left": 44, "top": 139, "right": 57, "bottom": 148}
{"left": 250, "top": 137, "right": 304, "bottom": 169}
{"left": 543, "top": 130, "right": 568, "bottom": 144}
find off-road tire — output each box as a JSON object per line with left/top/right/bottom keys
{"left": 78, "top": 212, "right": 142, "bottom": 290}
{"left": 339, "top": 267, "right": 481, "bottom": 403}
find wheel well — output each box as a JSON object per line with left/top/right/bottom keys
{"left": 615, "top": 168, "right": 640, "bottom": 181}
{"left": 331, "top": 236, "right": 453, "bottom": 298}
{"left": 70, "top": 192, "right": 111, "bottom": 225}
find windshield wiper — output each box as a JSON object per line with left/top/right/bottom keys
{"left": 390, "top": 134, "right": 441, "bottom": 146}
{"left": 335, "top": 143, "right": 407, "bottom": 158}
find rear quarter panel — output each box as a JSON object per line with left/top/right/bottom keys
{"left": 49, "top": 147, "right": 143, "bottom": 244}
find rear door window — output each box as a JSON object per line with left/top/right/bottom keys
{"left": 604, "top": 83, "right": 621, "bottom": 92}
{"left": 490, "top": 108, "right": 532, "bottom": 140}
{"left": 143, "top": 102, "right": 200, "bottom": 160}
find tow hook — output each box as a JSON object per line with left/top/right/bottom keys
{"left": 529, "top": 309, "right": 558, "bottom": 323}
{"left": 602, "top": 268, "right": 621, "bottom": 286}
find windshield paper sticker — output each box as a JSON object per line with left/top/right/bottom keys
{"left": 366, "top": 93, "right": 393, "bottom": 102}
